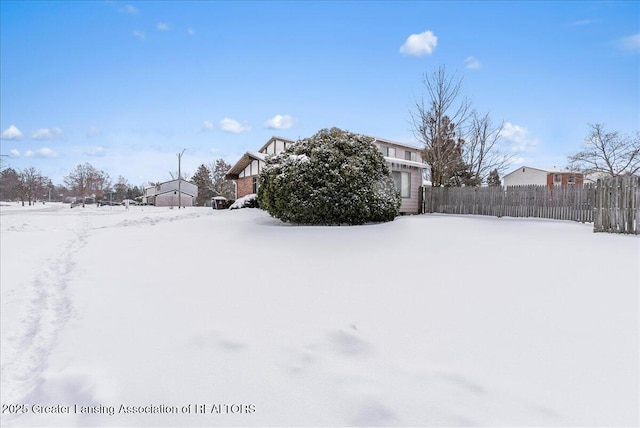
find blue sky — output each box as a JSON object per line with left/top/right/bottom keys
{"left": 1, "top": 1, "right": 638, "bottom": 186}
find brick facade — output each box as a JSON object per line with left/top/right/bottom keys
{"left": 546, "top": 172, "right": 584, "bottom": 188}
{"left": 236, "top": 176, "right": 255, "bottom": 199}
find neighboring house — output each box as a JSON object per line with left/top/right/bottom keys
{"left": 503, "top": 166, "right": 584, "bottom": 188}
{"left": 142, "top": 179, "right": 198, "bottom": 207}
{"left": 225, "top": 135, "right": 426, "bottom": 214}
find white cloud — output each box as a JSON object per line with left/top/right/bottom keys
{"left": 84, "top": 146, "right": 107, "bottom": 157}
{"left": 219, "top": 118, "right": 251, "bottom": 134}
{"left": 10, "top": 149, "right": 20, "bottom": 157}
{"left": 25, "top": 147, "right": 57, "bottom": 158}
{"left": 1, "top": 125, "right": 23, "bottom": 140}
{"left": 499, "top": 122, "right": 539, "bottom": 152}
{"left": 187, "top": 28, "right": 196, "bottom": 36}
{"left": 87, "top": 126, "right": 101, "bottom": 138}
{"left": 157, "top": 23, "right": 170, "bottom": 31}
{"left": 465, "top": 56, "right": 481, "bottom": 69}
{"left": 31, "top": 127, "right": 62, "bottom": 140}
{"left": 400, "top": 30, "right": 438, "bottom": 56}
{"left": 119, "top": 5, "right": 139, "bottom": 15}
{"left": 569, "top": 19, "right": 598, "bottom": 26}
{"left": 617, "top": 33, "right": 640, "bottom": 52}
{"left": 264, "top": 114, "right": 296, "bottom": 130}
{"left": 202, "top": 120, "right": 214, "bottom": 131}
{"left": 133, "top": 30, "right": 145, "bottom": 40}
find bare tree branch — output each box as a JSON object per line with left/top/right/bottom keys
{"left": 410, "top": 65, "right": 471, "bottom": 186}
{"left": 567, "top": 124, "right": 640, "bottom": 179}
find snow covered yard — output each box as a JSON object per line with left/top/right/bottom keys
{"left": 1, "top": 203, "right": 638, "bottom": 427}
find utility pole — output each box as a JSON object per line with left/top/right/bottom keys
{"left": 177, "top": 149, "right": 185, "bottom": 209}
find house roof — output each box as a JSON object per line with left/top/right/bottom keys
{"left": 144, "top": 178, "right": 197, "bottom": 190}
{"left": 371, "top": 136, "right": 422, "bottom": 151}
{"left": 154, "top": 189, "right": 196, "bottom": 198}
{"left": 257, "top": 136, "right": 296, "bottom": 153}
{"left": 504, "top": 166, "right": 582, "bottom": 178}
{"left": 224, "top": 134, "right": 426, "bottom": 181}
{"left": 384, "top": 157, "right": 427, "bottom": 169}
{"left": 225, "top": 151, "right": 267, "bottom": 180}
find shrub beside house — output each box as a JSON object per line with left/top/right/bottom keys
{"left": 225, "top": 131, "right": 426, "bottom": 215}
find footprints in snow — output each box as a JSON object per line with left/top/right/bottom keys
{"left": 1, "top": 213, "right": 89, "bottom": 407}
{"left": 115, "top": 212, "right": 201, "bottom": 228}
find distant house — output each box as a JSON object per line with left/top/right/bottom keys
{"left": 142, "top": 179, "right": 198, "bottom": 207}
{"left": 225, "top": 135, "right": 426, "bottom": 214}
{"left": 503, "top": 166, "right": 584, "bottom": 188}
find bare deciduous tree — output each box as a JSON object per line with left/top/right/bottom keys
{"left": 410, "top": 65, "right": 471, "bottom": 187}
{"left": 18, "top": 167, "right": 46, "bottom": 206}
{"left": 464, "top": 111, "right": 515, "bottom": 185}
{"left": 64, "top": 163, "right": 110, "bottom": 206}
{"left": 568, "top": 124, "right": 640, "bottom": 179}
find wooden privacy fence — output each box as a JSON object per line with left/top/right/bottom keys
{"left": 421, "top": 177, "right": 639, "bottom": 234}
{"left": 593, "top": 176, "right": 639, "bottom": 234}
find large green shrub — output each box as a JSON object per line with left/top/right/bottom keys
{"left": 257, "top": 128, "right": 401, "bottom": 225}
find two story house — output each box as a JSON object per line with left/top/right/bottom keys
{"left": 142, "top": 179, "right": 198, "bottom": 207}
{"left": 225, "top": 135, "right": 426, "bottom": 214}
{"left": 503, "top": 166, "right": 584, "bottom": 188}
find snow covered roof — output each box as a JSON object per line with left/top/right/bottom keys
{"left": 144, "top": 178, "right": 197, "bottom": 190}
{"left": 372, "top": 137, "right": 422, "bottom": 150}
{"left": 225, "top": 151, "right": 268, "bottom": 179}
{"left": 257, "top": 136, "right": 296, "bottom": 153}
{"left": 384, "top": 157, "right": 427, "bottom": 169}
{"left": 504, "top": 166, "right": 582, "bottom": 178}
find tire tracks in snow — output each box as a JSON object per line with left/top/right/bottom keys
{"left": 1, "top": 212, "right": 90, "bottom": 411}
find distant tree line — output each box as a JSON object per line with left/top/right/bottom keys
{"left": 0, "top": 158, "right": 235, "bottom": 207}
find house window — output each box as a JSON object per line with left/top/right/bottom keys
{"left": 386, "top": 147, "right": 396, "bottom": 158}
{"left": 568, "top": 174, "right": 575, "bottom": 184}
{"left": 252, "top": 177, "right": 258, "bottom": 194}
{"left": 405, "top": 150, "right": 412, "bottom": 161}
{"left": 392, "top": 171, "right": 411, "bottom": 198}
{"left": 554, "top": 173, "right": 562, "bottom": 183}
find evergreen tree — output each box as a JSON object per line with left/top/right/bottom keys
{"left": 191, "top": 164, "right": 214, "bottom": 206}
{"left": 487, "top": 169, "right": 502, "bottom": 187}
{"left": 210, "top": 159, "right": 235, "bottom": 199}
{"left": 126, "top": 185, "right": 143, "bottom": 201}
{"left": 114, "top": 175, "right": 130, "bottom": 202}
{"left": 0, "top": 167, "right": 21, "bottom": 201}
{"left": 258, "top": 127, "right": 401, "bottom": 225}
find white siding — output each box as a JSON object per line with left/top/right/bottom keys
{"left": 155, "top": 193, "right": 194, "bottom": 207}
{"left": 264, "top": 141, "right": 276, "bottom": 155}
{"left": 504, "top": 167, "right": 548, "bottom": 187}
